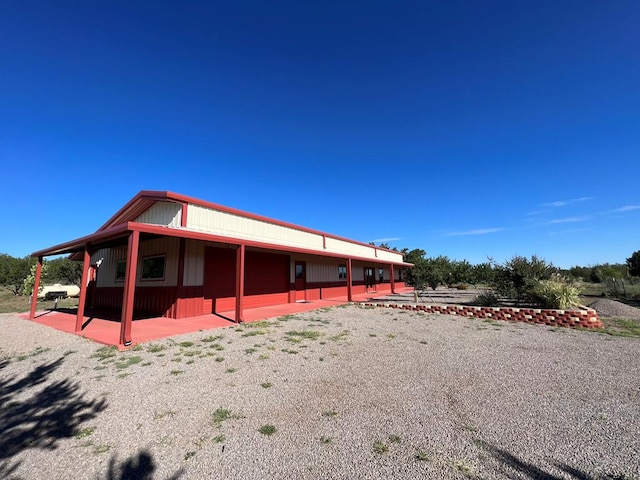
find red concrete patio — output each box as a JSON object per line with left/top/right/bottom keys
{"left": 19, "top": 288, "right": 412, "bottom": 348}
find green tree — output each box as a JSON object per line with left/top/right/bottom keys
{"left": 626, "top": 250, "right": 640, "bottom": 277}
{"left": 47, "top": 257, "right": 83, "bottom": 285}
{"left": 23, "top": 262, "right": 49, "bottom": 296}
{"left": 470, "top": 262, "right": 495, "bottom": 285}
{"left": 0, "top": 254, "right": 36, "bottom": 295}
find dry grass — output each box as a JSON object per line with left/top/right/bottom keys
{"left": 0, "top": 286, "right": 79, "bottom": 314}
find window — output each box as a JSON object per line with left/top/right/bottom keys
{"left": 141, "top": 255, "right": 166, "bottom": 281}
{"left": 378, "top": 268, "right": 384, "bottom": 282}
{"left": 115, "top": 260, "right": 127, "bottom": 282}
{"left": 295, "top": 264, "right": 304, "bottom": 279}
{"left": 338, "top": 264, "right": 347, "bottom": 280}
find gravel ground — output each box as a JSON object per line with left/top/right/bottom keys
{"left": 1, "top": 306, "right": 639, "bottom": 480}
{"left": 587, "top": 298, "right": 640, "bottom": 320}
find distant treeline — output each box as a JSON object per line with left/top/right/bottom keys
{"left": 0, "top": 254, "right": 82, "bottom": 295}
{"left": 1, "top": 248, "right": 639, "bottom": 297}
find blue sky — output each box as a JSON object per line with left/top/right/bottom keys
{"left": 1, "top": 1, "right": 638, "bottom": 268}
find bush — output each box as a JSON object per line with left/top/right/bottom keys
{"left": 473, "top": 291, "right": 500, "bottom": 307}
{"left": 531, "top": 280, "right": 582, "bottom": 309}
{"left": 492, "top": 255, "right": 556, "bottom": 305}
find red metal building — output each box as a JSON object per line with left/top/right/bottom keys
{"left": 30, "top": 191, "right": 412, "bottom": 346}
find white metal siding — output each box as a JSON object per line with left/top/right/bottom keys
{"left": 183, "top": 239, "right": 205, "bottom": 286}
{"left": 136, "top": 202, "right": 182, "bottom": 227}
{"left": 91, "top": 237, "right": 179, "bottom": 287}
{"left": 306, "top": 261, "right": 342, "bottom": 282}
{"left": 187, "top": 203, "right": 404, "bottom": 264}
{"left": 188, "top": 204, "right": 323, "bottom": 251}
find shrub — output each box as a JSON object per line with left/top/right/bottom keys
{"left": 492, "top": 255, "right": 556, "bottom": 305}
{"left": 531, "top": 280, "right": 582, "bottom": 309}
{"left": 473, "top": 291, "right": 500, "bottom": 307}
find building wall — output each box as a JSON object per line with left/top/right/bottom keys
{"left": 136, "top": 201, "right": 183, "bottom": 227}
{"left": 186, "top": 203, "right": 404, "bottom": 265}
{"left": 89, "top": 237, "right": 407, "bottom": 319}
{"left": 92, "top": 237, "right": 180, "bottom": 288}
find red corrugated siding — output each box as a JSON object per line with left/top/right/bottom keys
{"left": 93, "top": 286, "right": 177, "bottom": 318}
{"left": 202, "top": 247, "right": 289, "bottom": 313}
{"left": 203, "top": 247, "right": 237, "bottom": 314}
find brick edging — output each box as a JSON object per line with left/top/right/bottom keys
{"left": 360, "top": 302, "right": 603, "bottom": 329}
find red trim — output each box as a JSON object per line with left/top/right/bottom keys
{"left": 347, "top": 258, "right": 353, "bottom": 302}
{"left": 28, "top": 257, "right": 43, "bottom": 319}
{"left": 94, "top": 190, "right": 405, "bottom": 260}
{"left": 31, "top": 223, "right": 130, "bottom": 257}
{"left": 390, "top": 264, "right": 396, "bottom": 294}
{"left": 120, "top": 231, "right": 139, "bottom": 346}
{"left": 76, "top": 248, "right": 90, "bottom": 332}
{"left": 181, "top": 203, "right": 188, "bottom": 228}
{"left": 130, "top": 222, "right": 412, "bottom": 267}
{"left": 235, "top": 244, "right": 245, "bottom": 323}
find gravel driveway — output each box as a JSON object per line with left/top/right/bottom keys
{"left": 1, "top": 306, "right": 638, "bottom": 479}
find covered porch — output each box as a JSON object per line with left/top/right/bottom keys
{"left": 21, "top": 288, "right": 412, "bottom": 348}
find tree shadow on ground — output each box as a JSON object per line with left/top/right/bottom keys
{"left": 476, "top": 440, "right": 634, "bottom": 480}
{"left": 104, "top": 450, "right": 183, "bottom": 480}
{"left": 0, "top": 356, "right": 107, "bottom": 463}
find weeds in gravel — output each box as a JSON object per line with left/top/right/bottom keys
{"left": 330, "top": 331, "right": 350, "bottom": 342}
{"left": 242, "top": 330, "right": 268, "bottom": 337}
{"left": 202, "top": 334, "right": 223, "bottom": 342}
{"left": 179, "top": 341, "right": 194, "bottom": 348}
{"left": 225, "top": 367, "right": 238, "bottom": 373}
{"left": 215, "top": 356, "right": 225, "bottom": 362}
{"left": 154, "top": 410, "right": 177, "bottom": 419}
{"left": 322, "top": 410, "right": 338, "bottom": 418}
{"left": 245, "top": 348, "right": 257, "bottom": 355}
{"left": 92, "top": 346, "right": 117, "bottom": 361}
{"left": 373, "top": 441, "right": 389, "bottom": 454}
{"left": 258, "top": 354, "right": 270, "bottom": 360}
{"left": 94, "top": 445, "right": 111, "bottom": 454}
{"left": 285, "top": 330, "right": 323, "bottom": 342}
{"left": 388, "top": 434, "right": 401, "bottom": 443}
{"left": 75, "top": 427, "right": 96, "bottom": 438}
{"left": 451, "top": 460, "right": 474, "bottom": 476}
{"left": 184, "top": 451, "right": 196, "bottom": 460}
{"left": 170, "top": 369, "right": 185, "bottom": 375}
{"left": 211, "top": 408, "right": 243, "bottom": 429}
{"left": 261, "top": 382, "right": 273, "bottom": 388}
{"left": 416, "top": 451, "right": 430, "bottom": 461}
{"left": 115, "top": 356, "right": 142, "bottom": 369}
{"left": 320, "top": 436, "right": 333, "bottom": 444}
{"left": 213, "top": 434, "right": 225, "bottom": 443}
{"left": 63, "top": 349, "right": 77, "bottom": 356}
{"left": 258, "top": 424, "right": 277, "bottom": 436}
{"left": 146, "top": 343, "right": 166, "bottom": 353}
{"left": 278, "top": 314, "right": 299, "bottom": 322}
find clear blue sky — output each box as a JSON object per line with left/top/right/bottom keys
{"left": 1, "top": 1, "right": 638, "bottom": 268}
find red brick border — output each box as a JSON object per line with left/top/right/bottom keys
{"left": 361, "top": 302, "right": 603, "bottom": 329}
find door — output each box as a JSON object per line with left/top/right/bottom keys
{"left": 364, "top": 267, "right": 375, "bottom": 293}
{"left": 295, "top": 262, "right": 306, "bottom": 302}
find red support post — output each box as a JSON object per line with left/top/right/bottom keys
{"left": 235, "top": 244, "right": 245, "bottom": 323}
{"left": 75, "top": 247, "right": 91, "bottom": 332}
{"left": 120, "top": 230, "right": 140, "bottom": 346}
{"left": 390, "top": 264, "right": 396, "bottom": 294}
{"left": 346, "top": 258, "right": 353, "bottom": 302}
{"left": 28, "top": 256, "right": 43, "bottom": 319}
